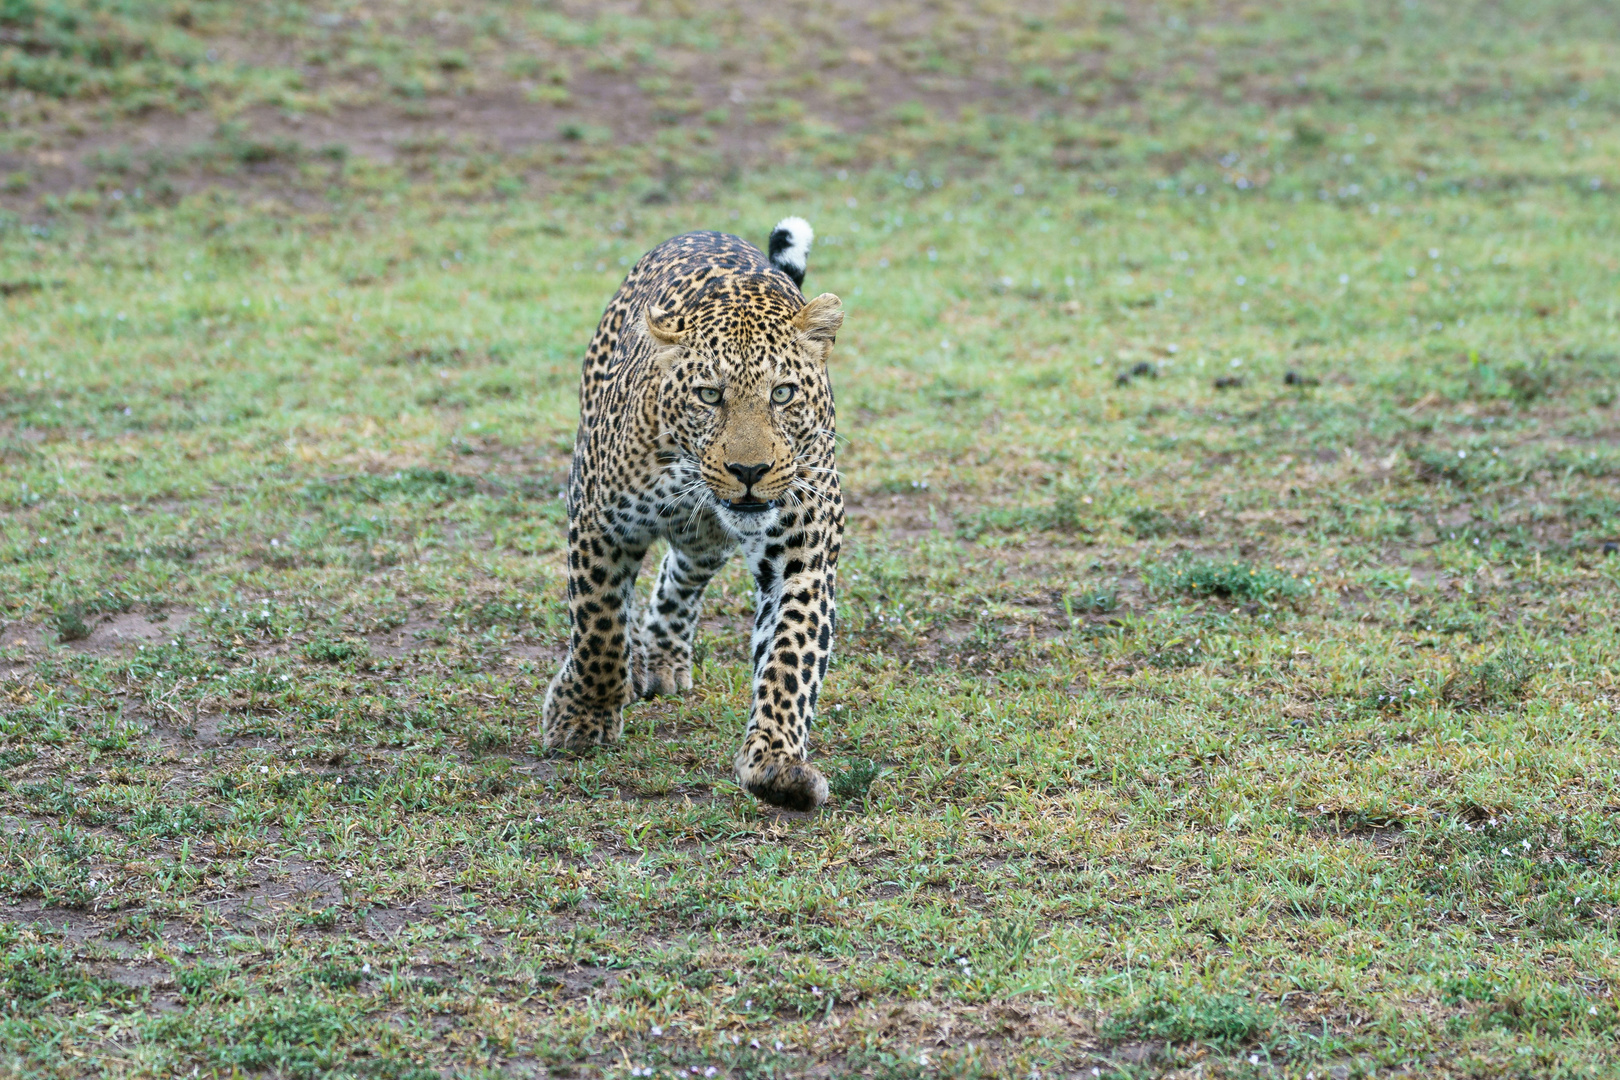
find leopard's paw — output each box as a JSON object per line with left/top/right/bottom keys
{"left": 639, "top": 662, "right": 693, "bottom": 698}
{"left": 541, "top": 679, "right": 625, "bottom": 750}
{"left": 734, "top": 751, "right": 828, "bottom": 812}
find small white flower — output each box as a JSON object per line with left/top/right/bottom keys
{"left": 651, "top": 1025, "right": 662, "bottom": 1037}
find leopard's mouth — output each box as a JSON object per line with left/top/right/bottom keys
{"left": 720, "top": 498, "right": 777, "bottom": 515}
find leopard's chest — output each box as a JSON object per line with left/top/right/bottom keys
{"left": 596, "top": 463, "right": 733, "bottom": 554}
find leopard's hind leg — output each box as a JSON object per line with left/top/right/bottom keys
{"left": 635, "top": 541, "right": 734, "bottom": 697}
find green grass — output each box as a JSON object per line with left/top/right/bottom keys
{"left": 1, "top": 1, "right": 1620, "bottom": 1077}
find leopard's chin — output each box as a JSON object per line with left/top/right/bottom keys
{"left": 713, "top": 497, "right": 780, "bottom": 533}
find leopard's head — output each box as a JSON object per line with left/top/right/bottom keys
{"left": 646, "top": 277, "right": 843, "bottom": 526}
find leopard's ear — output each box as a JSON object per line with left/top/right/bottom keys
{"left": 644, "top": 306, "right": 687, "bottom": 346}
{"left": 794, "top": 292, "right": 843, "bottom": 345}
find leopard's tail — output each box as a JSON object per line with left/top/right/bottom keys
{"left": 768, "top": 216, "right": 813, "bottom": 290}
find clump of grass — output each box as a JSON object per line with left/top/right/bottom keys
{"left": 1404, "top": 444, "right": 1505, "bottom": 489}
{"left": 174, "top": 962, "right": 236, "bottom": 1001}
{"left": 981, "top": 919, "right": 1039, "bottom": 972}
{"left": 1442, "top": 971, "right": 1615, "bottom": 1036}
{"left": 125, "top": 804, "right": 215, "bottom": 838}
{"left": 52, "top": 603, "right": 90, "bottom": 642}
{"left": 1443, "top": 649, "right": 1537, "bottom": 710}
{"left": 107, "top": 542, "right": 196, "bottom": 563}
{"left": 1502, "top": 361, "right": 1555, "bottom": 405}
{"left": 302, "top": 468, "right": 477, "bottom": 503}
{"left": 1360, "top": 681, "right": 1432, "bottom": 715}
{"left": 313, "top": 962, "right": 363, "bottom": 989}
{"left": 1462, "top": 353, "right": 1556, "bottom": 405}
{"left": 1104, "top": 985, "right": 1274, "bottom": 1049}
{"left": 1063, "top": 589, "right": 1118, "bottom": 617}
{"left": 0, "top": 935, "right": 122, "bottom": 1016}
{"left": 298, "top": 906, "right": 340, "bottom": 930}
{"left": 1408, "top": 600, "right": 1490, "bottom": 642}
{"left": 957, "top": 490, "right": 1092, "bottom": 541}
{"left": 873, "top": 477, "right": 931, "bottom": 495}
{"left": 211, "top": 122, "right": 301, "bottom": 167}
{"left": 1122, "top": 506, "right": 1199, "bottom": 539}
{"left": 828, "top": 758, "right": 883, "bottom": 804}
{"left": 302, "top": 637, "right": 368, "bottom": 664}
{"left": 467, "top": 725, "right": 513, "bottom": 754}
{"left": 1122, "top": 506, "right": 1172, "bottom": 537}
{"left": 1148, "top": 559, "right": 1311, "bottom": 603}
{"left": 447, "top": 595, "right": 551, "bottom": 633}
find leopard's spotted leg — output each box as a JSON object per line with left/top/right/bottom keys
{"left": 733, "top": 499, "right": 843, "bottom": 810}
{"left": 635, "top": 542, "right": 734, "bottom": 698}
{"left": 542, "top": 522, "right": 649, "bottom": 750}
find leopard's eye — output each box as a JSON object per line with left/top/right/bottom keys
{"left": 771, "top": 384, "right": 796, "bottom": 405}
{"left": 695, "top": 387, "right": 722, "bottom": 406}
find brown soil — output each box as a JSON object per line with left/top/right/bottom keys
{"left": 0, "top": 0, "right": 1146, "bottom": 212}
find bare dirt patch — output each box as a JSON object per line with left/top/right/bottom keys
{"left": 0, "top": 0, "right": 1048, "bottom": 212}
{"left": 67, "top": 611, "right": 195, "bottom": 654}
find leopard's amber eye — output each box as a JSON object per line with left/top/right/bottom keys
{"left": 771, "top": 384, "right": 796, "bottom": 405}
{"left": 695, "top": 387, "right": 722, "bottom": 406}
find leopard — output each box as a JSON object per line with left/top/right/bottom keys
{"left": 541, "top": 217, "right": 845, "bottom": 811}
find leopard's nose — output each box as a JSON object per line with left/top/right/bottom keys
{"left": 725, "top": 462, "right": 772, "bottom": 489}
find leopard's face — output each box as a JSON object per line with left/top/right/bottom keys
{"left": 648, "top": 288, "right": 842, "bottom": 528}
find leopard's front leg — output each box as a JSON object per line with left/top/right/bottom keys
{"left": 542, "top": 518, "right": 648, "bottom": 750}
{"left": 733, "top": 500, "right": 843, "bottom": 810}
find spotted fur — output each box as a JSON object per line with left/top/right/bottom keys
{"left": 542, "top": 222, "right": 844, "bottom": 811}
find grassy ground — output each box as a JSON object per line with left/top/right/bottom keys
{"left": 3, "top": 2, "right": 1620, "bottom": 1078}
